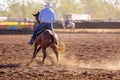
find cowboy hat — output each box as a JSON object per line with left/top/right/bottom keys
{"left": 44, "top": 2, "right": 53, "bottom": 7}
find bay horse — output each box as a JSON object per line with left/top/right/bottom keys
{"left": 30, "top": 12, "right": 65, "bottom": 64}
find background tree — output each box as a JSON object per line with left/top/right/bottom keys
{"left": 0, "top": 0, "right": 43, "bottom": 19}
{"left": 81, "top": 0, "right": 120, "bottom": 19}
{"left": 56, "top": 0, "right": 84, "bottom": 18}
{"left": 0, "top": 0, "right": 120, "bottom": 20}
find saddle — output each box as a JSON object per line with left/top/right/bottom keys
{"left": 36, "top": 27, "right": 51, "bottom": 36}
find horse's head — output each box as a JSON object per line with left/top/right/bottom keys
{"left": 32, "top": 11, "right": 40, "bottom": 23}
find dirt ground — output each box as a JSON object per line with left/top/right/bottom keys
{"left": 0, "top": 33, "right": 120, "bottom": 80}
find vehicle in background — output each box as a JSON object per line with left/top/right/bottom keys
{"left": 63, "top": 13, "right": 91, "bottom": 21}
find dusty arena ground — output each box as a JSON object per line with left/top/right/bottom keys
{"left": 0, "top": 32, "right": 120, "bottom": 80}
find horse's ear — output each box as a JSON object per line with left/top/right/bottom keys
{"left": 32, "top": 13, "right": 36, "bottom": 17}
{"left": 32, "top": 11, "right": 39, "bottom": 16}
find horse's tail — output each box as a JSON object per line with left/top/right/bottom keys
{"left": 51, "top": 35, "right": 55, "bottom": 44}
{"left": 50, "top": 35, "right": 65, "bottom": 53}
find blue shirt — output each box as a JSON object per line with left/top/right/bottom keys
{"left": 39, "top": 7, "right": 56, "bottom": 23}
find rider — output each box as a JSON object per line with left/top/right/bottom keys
{"left": 64, "top": 15, "right": 71, "bottom": 27}
{"left": 28, "top": 2, "right": 56, "bottom": 46}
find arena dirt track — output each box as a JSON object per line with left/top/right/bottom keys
{"left": 0, "top": 33, "right": 120, "bottom": 80}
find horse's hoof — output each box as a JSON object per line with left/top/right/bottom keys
{"left": 41, "top": 62, "right": 44, "bottom": 65}
{"left": 25, "top": 61, "right": 33, "bottom": 66}
{"left": 25, "top": 62, "right": 30, "bottom": 66}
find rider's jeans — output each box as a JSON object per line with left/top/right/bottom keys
{"left": 29, "top": 24, "right": 41, "bottom": 44}
{"left": 29, "top": 23, "right": 53, "bottom": 44}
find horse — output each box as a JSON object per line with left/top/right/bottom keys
{"left": 30, "top": 12, "right": 65, "bottom": 64}
{"left": 61, "top": 20, "right": 75, "bottom": 32}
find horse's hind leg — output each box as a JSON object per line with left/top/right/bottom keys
{"left": 42, "top": 48, "right": 47, "bottom": 64}
{"left": 51, "top": 46, "right": 59, "bottom": 61}
{"left": 73, "top": 27, "right": 75, "bottom": 32}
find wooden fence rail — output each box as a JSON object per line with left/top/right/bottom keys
{"left": 53, "top": 22, "right": 120, "bottom": 29}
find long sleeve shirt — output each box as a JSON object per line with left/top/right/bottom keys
{"left": 38, "top": 7, "right": 56, "bottom": 23}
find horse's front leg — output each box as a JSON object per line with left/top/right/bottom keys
{"left": 31, "top": 45, "right": 41, "bottom": 62}
{"left": 70, "top": 26, "right": 72, "bottom": 32}
{"left": 30, "top": 44, "right": 37, "bottom": 62}
{"left": 37, "top": 46, "right": 41, "bottom": 53}
{"left": 26, "top": 44, "right": 38, "bottom": 65}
